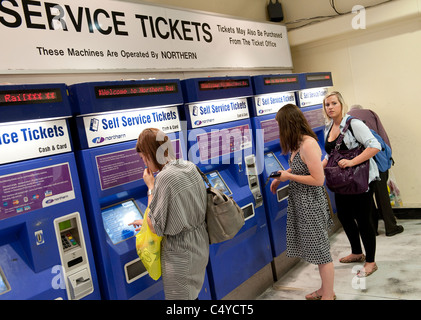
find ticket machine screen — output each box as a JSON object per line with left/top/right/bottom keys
{"left": 205, "top": 171, "right": 232, "bottom": 196}
{"left": 102, "top": 200, "right": 143, "bottom": 245}
{"left": 0, "top": 268, "right": 10, "bottom": 295}
{"left": 264, "top": 152, "right": 285, "bottom": 176}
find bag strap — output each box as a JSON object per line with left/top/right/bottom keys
{"left": 334, "top": 117, "right": 353, "bottom": 150}
{"left": 195, "top": 165, "right": 210, "bottom": 186}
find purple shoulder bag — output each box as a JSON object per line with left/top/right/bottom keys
{"left": 324, "top": 118, "right": 369, "bottom": 195}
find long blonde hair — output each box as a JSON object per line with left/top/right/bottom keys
{"left": 322, "top": 91, "right": 348, "bottom": 120}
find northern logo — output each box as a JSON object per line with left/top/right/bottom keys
{"left": 92, "top": 137, "right": 105, "bottom": 144}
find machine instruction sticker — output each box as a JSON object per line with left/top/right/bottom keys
{"left": 260, "top": 118, "right": 280, "bottom": 144}
{"left": 302, "top": 107, "right": 326, "bottom": 129}
{"left": 96, "top": 148, "right": 145, "bottom": 190}
{"left": 0, "top": 163, "right": 75, "bottom": 221}
{"left": 96, "top": 140, "right": 181, "bottom": 190}
{"left": 196, "top": 124, "right": 252, "bottom": 161}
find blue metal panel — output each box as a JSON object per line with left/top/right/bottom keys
{"left": 69, "top": 80, "right": 211, "bottom": 300}
{"left": 181, "top": 76, "right": 273, "bottom": 300}
{"left": 0, "top": 153, "right": 101, "bottom": 300}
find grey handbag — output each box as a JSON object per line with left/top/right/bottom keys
{"left": 196, "top": 166, "right": 245, "bottom": 244}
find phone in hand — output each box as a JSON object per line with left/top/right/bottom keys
{"left": 269, "top": 171, "right": 282, "bottom": 178}
{"left": 264, "top": 171, "right": 282, "bottom": 187}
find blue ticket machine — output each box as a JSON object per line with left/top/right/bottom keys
{"left": 68, "top": 79, "right": 211, "bottom": 300}
{"left": 250, "top": 74, "right": 301, "bottom": 260}
{"left": 181, "top": 76, "right": 273, "bottom": 299}
{"left": 296, "top": 72, "right": 336, "bottom": 212}
{"left": 296, "top": 72, "right": 333, "bottom": 151}
{"left": 0, "top": 84, "right": 100, "bottom": 300}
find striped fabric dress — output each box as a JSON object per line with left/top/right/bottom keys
{"left": 148, "top": 159, "right": 209, "bottom": 300}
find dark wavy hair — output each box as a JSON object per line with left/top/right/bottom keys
{"left": 275, "top": 104, "right": 318, "bottom": 154}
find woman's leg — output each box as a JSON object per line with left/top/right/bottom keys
{"left": 335, "top": 193, "right": 364, "bottom": 256}
{"left": 319, "top": 262, "right": 335, "bottom": 300}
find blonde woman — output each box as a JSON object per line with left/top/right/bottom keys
{"left": 322, "top": 92, "right": 381, "bottom": 277}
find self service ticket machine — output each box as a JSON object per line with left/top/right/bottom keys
{"left": 296, "top": 72, "right": 333, "bottom": 152}
{"left": 0, "top": 83, "right": 100, "bottom": 300}
{"left": 181, "top": 76, "right": 273, "bottom": 300}
{"left": 250, "top": 74, "right": 301, "bottom": 264}
{"left": 68, "top": 79, "right": 211, "bottom": 300}
{"left": 296, "top": 72, "right": 335, "bottom": 212}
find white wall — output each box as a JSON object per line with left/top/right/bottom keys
{"left": 289, "top": 0, "right": 421, "bottom": 207}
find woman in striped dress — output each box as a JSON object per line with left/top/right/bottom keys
{"left": 130, "top": 128, "right": 209, "bottom": 300}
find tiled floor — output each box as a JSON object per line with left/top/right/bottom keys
{"left": 257, "top": 219, "right": 421, "bottom": 300}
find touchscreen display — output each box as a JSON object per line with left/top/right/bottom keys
{"left": 205, "top": 171, "right": 232, "bottom": 196}
{"left": 0, "top": 268, "right": 10, "bottom": 295}
{"left": 102, "top": 200, "right": 143, "bottom": 245}
{"left": 264, "top": 152, "right": 284, "bottom": 177}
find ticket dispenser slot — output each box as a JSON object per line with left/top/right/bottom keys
{"left": 245, "top": 155, "right": 263, "bottom": 208}
{"left": 54, "top": 212, "right": 93, "bottom": 300}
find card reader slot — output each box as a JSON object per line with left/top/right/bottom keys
{"left": 68, "top": 256, "right": 83, "bottom": 268}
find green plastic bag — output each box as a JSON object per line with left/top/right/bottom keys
{"left": 136, "top": 207, "right": 162, "bottom": 280}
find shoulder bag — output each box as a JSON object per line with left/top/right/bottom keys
{"left": 196, "top": 166, "right": 245, "bottom": 244}
{"left": 324, "top": 118, "right": 370, "bottom": 195}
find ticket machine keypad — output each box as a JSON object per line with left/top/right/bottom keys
{"left": 61, "top": 232, "right": 79, "bottom": 251}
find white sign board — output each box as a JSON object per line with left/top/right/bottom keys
{"left": 0, "top": 0, "right": 292, "bottom": 73}
{"left": 298, "top": 87, "right": 329, "bottom": 108}
{"left": 0, "top": 119, "right": 71, "bottom": 164}
{"left": 187, "top": 98, "right": 249, "bottom": 128}
{"left": 254, "top": 91, "right": 296, "bottom": 116}
{"left": 82, "top": 106, "right": 181, "bottom": 148}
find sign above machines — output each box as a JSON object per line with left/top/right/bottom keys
{"left": 81, "top": 106, "right": 181, "bottom": 148}
{"left": 187, "top": 97, "right": 249, "bottom": 128}
{"left": 254, "top": 91, "right": 296, "bottom": 116}
{"left": 298, "top": 87, "right": 329, "bottom": 108}
{"left": 0, "top": 0, "right": 292, "bottom": 73}
{"left": 0, "top": 119, "right": 71, "bottom": 165}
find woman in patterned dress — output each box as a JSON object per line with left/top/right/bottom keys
{"left": 270, "top": 104, "right": 335, "bottom": 300}
{"left": 130, "top": 128, "right": 209, "bottom": 300}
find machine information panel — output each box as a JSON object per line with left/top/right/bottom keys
{"left": 196, "top": 124, "right": 252, "bottom": 161}
{"left": 96, "top": 148, "right": 145, "bottom": 191}
{"left": 102, "top": 200, "right": 143, "bottom": 245}
{"left": 260, "top": 119, "right": 279, "bottom": 144}
{"left": 0, "top": 163, "right": 75, "bottom": 221}
{"left": 303, "top": 108, "right": 325, "bottom": 129}
{"left": 96, "top": 140, "right": 181, "bottom": 190}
